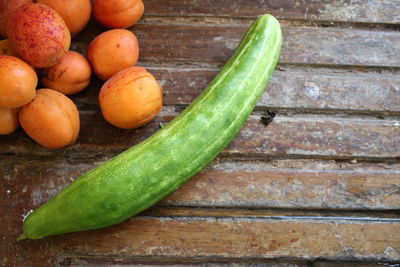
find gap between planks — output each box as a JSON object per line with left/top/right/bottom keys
{"left": 139, "top": 15, "right": 400, "bottom": 32}
{"left": 140, "top": 206, "right": 400, "bottom": 222}
{"left": 54, "top": 254, "right": 398, "bottom": 267}
{"left": 139, "top": 61, "right": 400, "bottom": 77}
{"left": 55, "top": 255, "right": 313, "bottom": 267}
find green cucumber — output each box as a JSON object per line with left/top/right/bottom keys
{"left": 19, "top": 14, "right": 282, "bottom": 240}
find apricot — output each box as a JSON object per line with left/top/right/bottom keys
{"left": 36, "top": 0, "right": 91, "bottom": 37}
{"left": 87, "top": 29, "right": 139, "bottom": 81}
{"left": 93, "top": 0, "right": 144, "bottom": 29}
{"left": 0, "top": 107, "right": 19, "bottom": 134}
{"left": 41, "top": 51, "right": 92, "bottom": 95}
{"left": 0, "top": 55, "right": 37, "bottom": 108}
{"left": 19, "top": 89, "right": 80, "bottom": 149}
{"left": 7, "top": 3, "right": 71, "bottom": 68}
{"left": 99, "top": 66, "right": 162, "bottom": 129}
{"left": 0, "top": 0, "right": 32, "bottom": 38}
{"left": 0, "top": 39, "right": 18, "bottom": 57}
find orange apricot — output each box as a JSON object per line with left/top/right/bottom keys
{"left": 0, "top": 0, "right": 32, "bottom": 38}
{"left": 19, "top": 89, "right": 80, "bottom": 149}
{"left": 99, "top": 66, "right": 163, "bottom": 129}
{"left": 7, "top": 3, "right": 71, "bottom": 68}
{"left": 0, "top": 107, "right": 19, "bottom": 134}
{"left": 41, "top": 51, "right": 92, "bottom": 95}
{"left": 36, "top": 0, "right": 91, "bottom": 37}
{"left": 0, "top": 55, "right": 37, "bottom": 108}
{"left": 93, "top": 0, "right": 144, "bottom": 29}
{"left": 0, "top": 39, "right": 18, "bottom": 57}
{"left": 87, "top": 29, "right": 139, "bottom": 81}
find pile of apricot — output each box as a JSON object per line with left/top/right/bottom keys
{"left": 0, "top": 0, "right": 163, "bottom": 148}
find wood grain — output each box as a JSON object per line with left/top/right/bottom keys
{"left": 1, "top": 112, "right": 399, "bottom": 160}
{"left": 143, "top": 0, "right": 400, "bottom": 24}
{"left": 10, "top": 216, "right": 400, "bottom": 264}
{"left": 1, "top": 158, "right": 399, "bottom": 216}
{"left": 67, "top": 65, "right": 400, "bottom": 114}
{"left": 164, "top": 161, "right": 400, "bottom": 210}
{"left": 3, "top": 157, "right": 399, "bottom": 266}
{"left": 72, "top": 23, "right": 400, "bottom": 68}
{"left": 107, "top": 24, "right": 400, "bottom": 67}
{"left": 2, "top": 157, "right": 400, "bottom": 265}
{"left": 4, "top": 213, "right": 399, "bottom": 266}
{"left": 142, "top": 65, "right": 400, "bottom": 114}
{"left": 2, "top": 1, "right": 400, "bottom": 266}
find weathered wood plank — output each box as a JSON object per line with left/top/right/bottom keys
{"left": 4, "top": 209, "right": 399, "bottom": 266}
{"left": 164, "top": 161, "right": 400, "bottom": 210}
{"left": 226, "top": 116, "right": 400, "bottom": 159}
{"left": 1, "top": 158, "right": 399, "bottom": 216}
{"left": 143, "top": 0, "right": 400, "bottom": 24}
{"left": 2, "top": 158, "right": 399, "bottom": 265}
{"left": 2, "top": 156, "right": 398, "bottom": 265}
{"left": 119, "top": 24, "right": 400, "bottom": 67}
{"left": 69, "top": 65, "right": 400, "bottom": 114}
{"left": 13, "top": 216, "right": 400, "bottom": 263}
{"left": 2, "top": 1, "right": 400, "bottom": 267}
{"left": 149, "top": 65, "right": 400, "bottom": 114}
{"left": 72, "top": 23, "right": 400, "bottom": 68}
{"left": 1, "top": 112, "right": 399, "bottom": 160}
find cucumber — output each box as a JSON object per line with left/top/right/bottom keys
{"left": 18, "top": 14, "right": 282, "bottom": 240}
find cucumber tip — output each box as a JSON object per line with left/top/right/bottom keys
{"left": 16, "top": 233, "right": 27, "bottom": 241}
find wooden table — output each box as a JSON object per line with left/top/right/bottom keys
{"left": 1, "top": 1, "right": 400, "bottom": 266}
